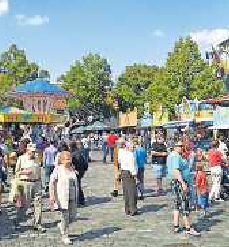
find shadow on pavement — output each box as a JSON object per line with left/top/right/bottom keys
{"left": 70, "top": 226, "right": 122, "bottom": 242}
{"left": 144, "top": 188, "right": 155, "bottom": 194}
{"left": 195, "top": 218, "right": 222, "bottom": 232}
{"left": 0, "top": 206, "right": 32, "bottom": 241}
{"left": 209, "top": 208, "right": 224, "bottom": 217}
{"left": 194, "top": 208, "right": 225, "bottom": 232}
{"left": 43, "top": 220, "right": 59, "bottom": 229}
{"left": 140, "top": 203, "right": 167, "bottom": 213}
{"left": 86, "top": 196, "right": 111, "bottom": 206}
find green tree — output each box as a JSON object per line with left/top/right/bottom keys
{"left": 165, "top": 36, "right": 225, "bottom": 104}
{"left": 0, "top": 44, "right": 39, "bottom": 84}
{"left": 116, "top": 64, "right": 159, "bottom": 116}
{"left": 62, "top": 53, "right": 112, "bottom": 118}
{"left": 0, "top": 44, "right": 48, "bottom": 107}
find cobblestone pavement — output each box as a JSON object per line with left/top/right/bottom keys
{"left": 1, "top": 151, "right": 229, "bottom": 247}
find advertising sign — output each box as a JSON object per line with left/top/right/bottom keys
{"left": 119, "top": 108, "right": 137, "bottom": 127}
{"left": 152, "top": 111, "right": 168, "bottom": 126}
{"left": 195, "top": 110, "right": 213, "bottom": 123}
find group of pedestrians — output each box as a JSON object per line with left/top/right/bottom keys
{"left": 1, "top": 126, "right": 229, "bottom": 243}
{"left": 105, "top": 130, "right": 229, "bottom": 237}
{"left": 0, "top": 132, "right": 89, "bottom": 245}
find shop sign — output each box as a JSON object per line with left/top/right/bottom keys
{"left": 195, "top": 110, "right": 213, "bottom": 122}
{"left": 119, "top": 108, "right": 137, "bottom": 127}
{"left": 152, "top": 111, "right": 168, "bottom": 126}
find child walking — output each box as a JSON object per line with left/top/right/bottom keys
{"left": 196, "top": 163, "right": 209, "bottom": 218}
{"left": 49, "top": 151, "right": 78, "bottom": 245}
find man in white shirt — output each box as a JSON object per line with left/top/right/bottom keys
{"left": 120, "top": 141, "right": 138, "bottom": 216}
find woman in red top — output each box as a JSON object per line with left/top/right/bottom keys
{"left": 107, "top": 132, "right": 118, "bottom": 163}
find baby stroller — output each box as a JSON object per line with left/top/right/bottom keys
{"left": 220, "top": 166, "right": 229, "bottom": 200}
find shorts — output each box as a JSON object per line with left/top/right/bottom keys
{"left": 171, "top": 179, "right": 190, "bottom": 216}
{"left": 152, "top": 163, "right": 166, "bottom": 179}
{"left": 197, "top": 194, "right": 209, "bottom": 209}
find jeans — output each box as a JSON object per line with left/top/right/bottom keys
{"left": 83, "top": 148, "right": 89, "bottom": 163}
{"left": 137, "top": 168, "right": 145, "bottom": 196}
{"left": 110, "top": 147, "right": 114, "bottom": 163}
{"left": 102, "top": 142, "right": 108, "bottom": 163}
{"left": 45, "top": 166, "right": 54, "bottom": 189}
{"left": 77, "top": 177, "right": 85, "bottom": 205}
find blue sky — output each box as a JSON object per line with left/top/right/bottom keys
{"left": 1, "top": 0, "right": 229, "bottom": 81}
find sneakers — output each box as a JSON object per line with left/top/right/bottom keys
{"left": 186, "top": 228, "right": 201, "bottom": 236}
{"left": 173, "top": 226, "right": 181, "bottom": 234}
{"left": 33, "top": 225, "right": 46, "bottom": 233}
{"left": 111, "top": 190, "right": 118, "bottom": 197}
{"left": 62, "top": 237, "right": 73, "bottom": 245}
{"left": 215, "top": 198, "right": 224, "bottom": 202}
{"left": 128, "top": 211, "right": 140, "bottom": 216}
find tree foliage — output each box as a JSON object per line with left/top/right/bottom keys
{"left": 62, "top": 53, "right": 112, "bottom": 118}
{"left": 0, "top": 44, "right": 50, "bottom": 106}
{"left": 165, "top": 36, "right": 225, "bottom": 102}
{"left": 146, "top": 37, "right": 225, "bottom": 117}
{"left": 116, "top": 64, "right": 159, "bottom": 115}
{"left": 0, "top": 44, "right": 39, "bottom": 84}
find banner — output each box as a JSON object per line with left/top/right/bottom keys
{"left": 152, "top": 111, "right": 168, "bottom": 126}
{"left": 213, "top": 107, "right": 229, "bottom": 126}
{"left": 195, "top": 110, "right": 213, "bottom": 122}
{"left": 119, "top": 108, "right": 137, "bottom": 127}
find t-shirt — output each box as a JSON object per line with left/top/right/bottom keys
{"left": 107, "top": 134, "right": 118, "bottom": 147}
{"left": 208, "top": 149, "right": 222, "bottom": 168}
{"left": 16, "top": 154, "right": 40, "bottom": 180}
{"left": 135, "top": 147, "right": 146, "bottom": 168}
{"left": 167, "top": 151, "right": 191, "bottom": 185}
{"left": 151, "top": 142, "right": 167, "bottom": 164}
{"left": 196, "top": 171, "right": 209, "bottom": 194}
{"left": 180, "top": 157, "right": 191, "bottom": 185}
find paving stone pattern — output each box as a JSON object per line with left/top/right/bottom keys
{"left": 0, "top": 151, "right": 229, "bottom": 247}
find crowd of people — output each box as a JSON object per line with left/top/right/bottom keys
{"left": 0, "top": 126, "right": 229, "bottom": 244}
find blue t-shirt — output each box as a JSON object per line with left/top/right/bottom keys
{"left": 166, "top": 151, "right": 191, "bottom": 185}
{"left": 135, "top": 147, "right": 146, "bottom": 168}
{"left": 180, "top": 157, "right": 191, "bottom": 185}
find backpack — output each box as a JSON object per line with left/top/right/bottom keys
{"left": 72, "top": 150, "right": 88, "bottom": 178}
